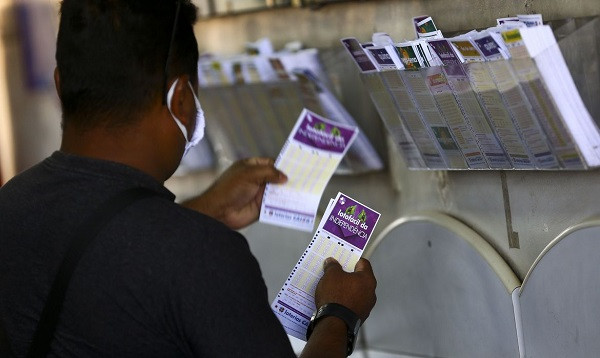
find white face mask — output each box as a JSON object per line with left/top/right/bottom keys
{"left": 166, "top": 78, "right": 205, "bottom": 156}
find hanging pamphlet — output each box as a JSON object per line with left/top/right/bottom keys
{"left": 341, "top": 15, "right": 600, "bottom": 170}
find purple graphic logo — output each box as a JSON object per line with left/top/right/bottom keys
{"left": 323, "top": 194, "right": 380, "bottom": 250}
{"left": 473, "top": 36, "right": 501, "bottom": 58}
{"left": 341, "top": 38, "right": 377, "bottom": 72}
{"left": 368, "top": 48, "right": 395, "bottom": 66}
{"left": 293, "top": 112, "right": 355, "bottom": 154}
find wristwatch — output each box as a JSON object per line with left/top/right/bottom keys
{"left": 306, "top": 303, "right": 362, "bottom": 356}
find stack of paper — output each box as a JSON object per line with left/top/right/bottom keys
{"left": 341, "top": 14, "right": 600, "bottom": 170}
{"left": 428, "top": 39, "right": 512, "bottom": 169}
{"left": 271, "top": 192, "right": 380, "bottom": 340}
{"left": 516, "top": 25, "right": 600, "bottom": 167}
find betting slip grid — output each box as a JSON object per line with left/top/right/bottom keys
{"left": 260, "top": 109, "right": 358, "bottom": 232}
{"left": 278, "top": 145, "right": 338, "bottom": 196}
{"left": 292, "top": 230, "right": 360, "bottom": 297}
{"left": 261, "top": 143, "right": 337, "bottom": 231}
{"left": 272, "top": 231, "right": 361, "bottom": 340}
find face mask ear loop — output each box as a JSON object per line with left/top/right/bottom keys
{"left": 187, "top": 82, "right": 201, "bottom": 112}
{"left": 166, "top": 78, "right": 190, "bottom": 142}
{"left": 186, "top": 82, "right": 205, "bottom": 145}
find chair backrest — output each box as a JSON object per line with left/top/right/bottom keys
{"left": 519, "top": 219, "right": 600, "bottom": 358}
{"left": 362, "top": 213, "right": 521, "bottom": 358}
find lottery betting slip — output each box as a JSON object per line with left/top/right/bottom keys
{"left": 271, "top": 192, "right": 380, "bottom": 340}
{"left": 260, "top": 109, "right": 359, "bottom": 232}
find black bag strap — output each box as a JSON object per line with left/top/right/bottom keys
{"left": 26, "top": 187, "right": 157, "bottom": 358}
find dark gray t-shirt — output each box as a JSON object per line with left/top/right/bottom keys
{"left": 0, "top": 151, "right": 295, "bottom": 357}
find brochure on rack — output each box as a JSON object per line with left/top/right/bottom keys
{"left": 338, "top": 17, "right": 599, "bottom": 170}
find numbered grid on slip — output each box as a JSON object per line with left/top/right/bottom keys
{"left": 278, "top": 145, "right": 337, "bottom": 194}
{"left": 291, "top": 233, "right": 360, "bottom": 295}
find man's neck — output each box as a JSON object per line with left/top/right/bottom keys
{"left": 60, "top": 122, "right": 176, "bottom": 183}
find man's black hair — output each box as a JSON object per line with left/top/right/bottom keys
{"left": 56, "top": 0, "right": 198, "bottom": 128}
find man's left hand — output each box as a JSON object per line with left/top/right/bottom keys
{"left": 182, "top": 158, "right": 287, "bottom": 230}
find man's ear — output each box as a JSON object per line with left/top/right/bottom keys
{"left": 167, "top": 74, "right": 194, "bottom": 128}
{"left": 54, "top": 67, "right": 61, "bottom": 100}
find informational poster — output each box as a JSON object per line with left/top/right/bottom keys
{"left": 260, "top": 109, "right": 358, "bottom": 232}
{"left": 340, "top": 38, "right": 377, "bottom": 73}
{"left": 271, "top": 192, "right": 380, "bottom": 340}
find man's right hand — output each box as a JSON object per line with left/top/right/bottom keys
{"left": 314, "top": 257, "right": 377, "bottom": 322}
{"left": 299, "top": 258, "right": 377, "bottom": 358}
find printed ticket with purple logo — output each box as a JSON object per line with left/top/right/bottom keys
{"left": 271, "top": 192, "right": 380, "bottom": 340}
{"left": 260, "top": 109, "right": 358, "bottom": 232}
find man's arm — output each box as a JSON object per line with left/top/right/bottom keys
{"left": 300, "top": 258, "right": 377, "bottom": 358}
{"left": 184, "top": 158, "right": 377, "bottom": 357}
{"left": 182, "top": 157, "right": 287, "bottom": 229}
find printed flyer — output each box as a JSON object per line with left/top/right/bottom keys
{"left": 396, "top": 43, "right": 422, "bottom": 70}
{"left": 365, "top": 46, "right": 400, "bottom": 71}
{"left": 340, "top": 37, "right": 378, "bottom": 73}
{"left": 292, "top": 69, "right": 384, "bottom": 174}
{"left": 428, "top": 39, "right": 513, "bottom": 169}
{"left": 422, "top": 66, "right": 489, "bottom": 169}
{"left": 472, "top": 35, "right": 507, "bottom": 61}
{"left": 271, "top": 192, "right": 380, "bottom": 340}
{"left": 413, "top": 15, "right": 443, "bottom": 39}
{"left": 260, "top": 109, "right": 358, "bottom": 232}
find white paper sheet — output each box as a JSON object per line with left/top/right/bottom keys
{"left": 271, "top": 192, "right": 380, "bottom": 340}
{"left": 260, "top": 109, "right": 358, "bottom": 232}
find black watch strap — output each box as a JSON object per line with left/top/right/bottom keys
{"left": 306, "top": 303, "right": 362, "bottom": 356}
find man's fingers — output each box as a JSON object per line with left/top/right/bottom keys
{"left": 354, "top": 258, "right": 374, "bottom": 274}
{"left": 245, "top": 162, "right": 287, "bottom": 184}
{"left": 355, "top": 258, "right": 377, "bottom": 297}
{"left": 244, "top": 157, "right": 274, "bottom": 166}
{"left": 323, "top": 257, "right": 342, "bottom": 273}
{"left": 253, "top": 167, "right": 287, "bottom": 184}
{"left": 240, "top": 157, "right": 287, "bottom": 183}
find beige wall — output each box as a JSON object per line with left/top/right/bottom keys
{"left": 0, "top": 0, "right": 61, "bottom": 181}
{"left": 0, "top": 0, "right": 15, "bottom": 182}
{"left": 195, "top": 0, "right": 600, "bottom": 55}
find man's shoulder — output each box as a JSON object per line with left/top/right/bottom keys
{"left": 0, "top": 160, "right": 47, "bottom": 196}
{"left": 118, "top": 195, "right": 247, "bottom": 252}
{"left": 132, "top": 196, "right": 234, "bottom": 234}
